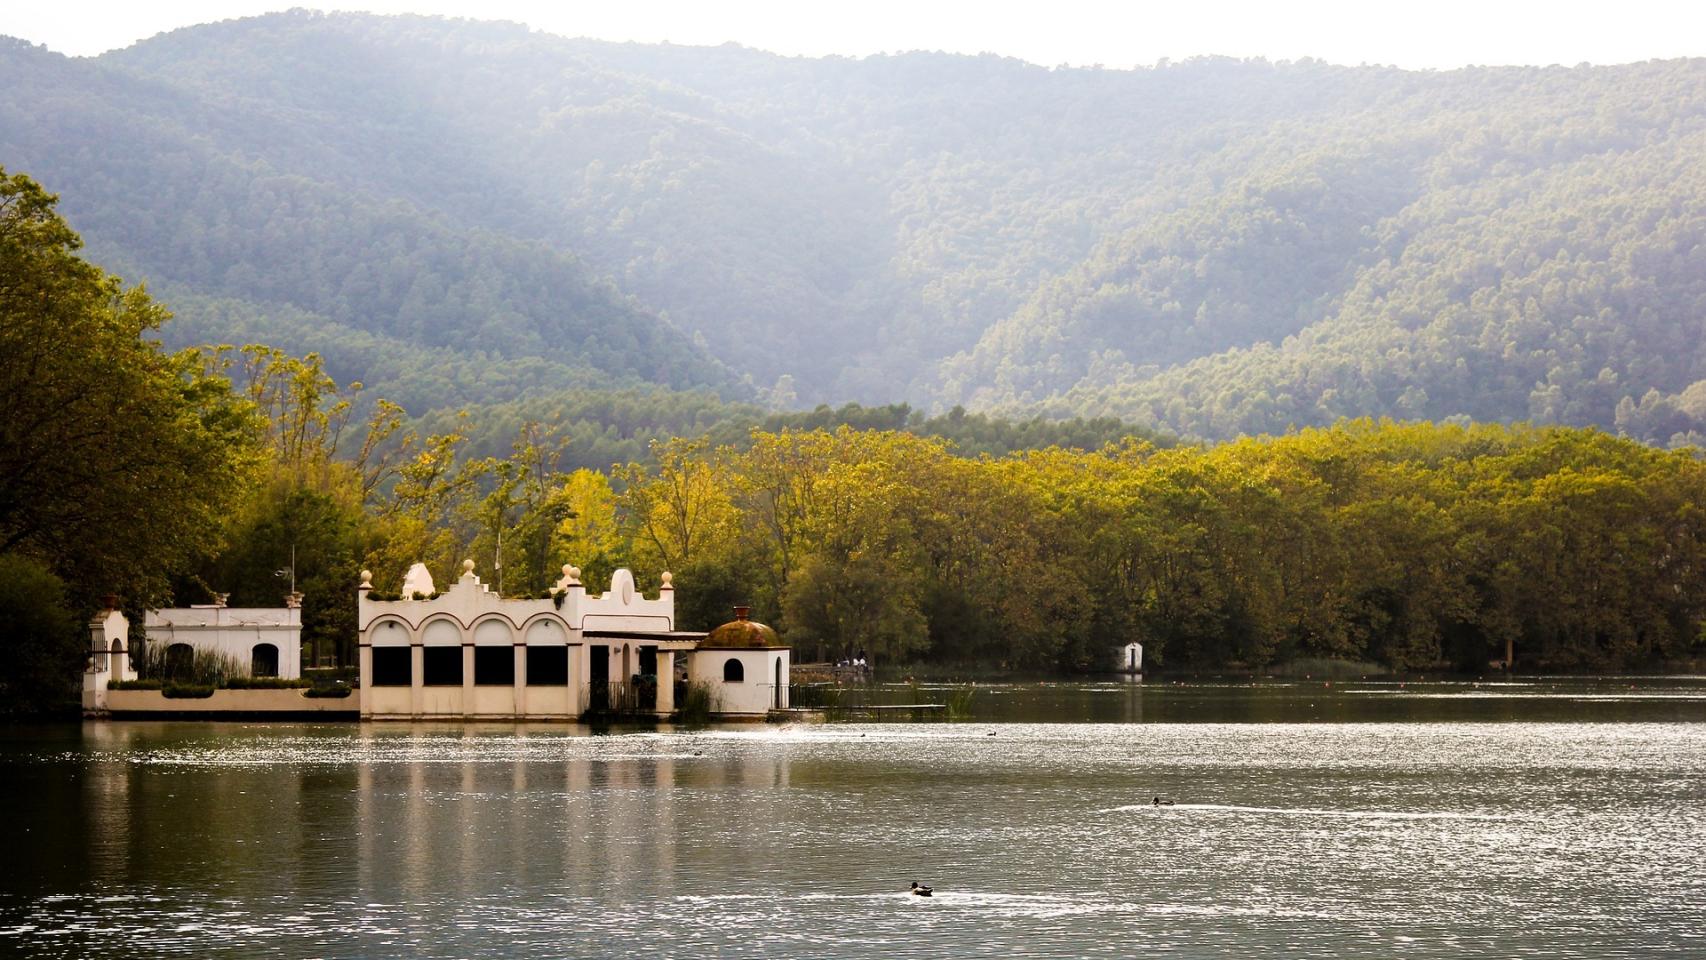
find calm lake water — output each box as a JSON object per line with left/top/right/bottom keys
{"left": 3, "top": 679, "right": 1704, "bottom": 958}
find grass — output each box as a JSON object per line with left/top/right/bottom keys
{"left": 138, "top": 644, "right": 248, "bottom": 687}
{"left": 945, "top": 684, "right": 977, "bottom": 719}
{"left": 1268, "top": 657, "right": 1386, "bottom": 680}
{"left": 678, "top": 681, "right": 716, "bottom": 725}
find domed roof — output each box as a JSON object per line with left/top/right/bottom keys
{"left": 703, "top": 606, "right": 781, "bottom": 648}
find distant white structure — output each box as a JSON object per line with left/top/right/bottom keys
{"left": 143, "top": 594, "right": 305, "bottom": 679}
{"left": 1117, "top": 641, "right": 1143, "bottom": 674}
{"left": 83, "top": 602, "right": 136, "bottom": 712}
{"left": 400, "top": 562, "right": 435, "bottom": 598}
{"left": 357, "top": 561, "right": 789, "bottom": 720}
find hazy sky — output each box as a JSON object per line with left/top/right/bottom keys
{"left": 5, "top": 1, "right": 1703, "bottom": 69}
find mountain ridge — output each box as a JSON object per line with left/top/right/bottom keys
{"left": 4, "top": 12, "right": 1705, "bottom": 442}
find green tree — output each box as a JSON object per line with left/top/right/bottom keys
{"left": 0, "top": 168, "right": 261, "bottom": 607}
{"left": 0, "top": 553, "right": 83, "bottom": 716}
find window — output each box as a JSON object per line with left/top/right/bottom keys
{"left": 526, "top": 646, "right": 568, "bottom": 686}
{"left": 474, "top": 646, "right": 514, "bottom": 685}
{"left": 165, "top": 643, "right": 194, "bottom": 680}
{"left": 723, "top": 658, "right": 744, "bottom": 683}
{"left": 371, "top": 647, "right": 411, "bottom": 686}
{"left": 423, "top": 646, "right": 463, "bottom": 686}
{"left": 251, "top": 643, "right": 279, "bottom": 678}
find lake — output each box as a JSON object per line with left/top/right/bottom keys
{"left": 3, "top": 678, "right": 1704, "bottom": 958}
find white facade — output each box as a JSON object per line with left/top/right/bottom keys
{"left": 82, "top": 607, "right": 137, "bottom": 712}
{"left": 143, "top": 598, "right": 304, "bottom": 679}
{"left": 358, "top": 561, "right": 734, "bottom": 720}
{"left": 687, "top": 647, "right": 791, "bottom": 717}
{"left": 1117, "top": 641, "right": 1144, "bottom": 674}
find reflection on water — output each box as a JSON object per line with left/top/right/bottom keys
{"left": 890, "top": 675, "right": 1706, "bottom": 724}
{"left": 1, "top": 680, "right": 1703, "bottom": 958}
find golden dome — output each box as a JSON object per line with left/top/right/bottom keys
{"left": 703, "top": 606, "right": 781, "bottom": 648}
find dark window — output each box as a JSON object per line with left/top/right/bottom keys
{"left": 165, "top": 643, "right": 195, "bottom": 680}
{"left": 723, "top": 658, "right": 744, "bottom": 683}
{"left": 474, "top": 646, "right": 514, "bottom": 685}
{"left": 251, "top": 643, "right": 279, "bottom": 678}
{"left": 588, "top": 645, "right": 610, "bottom": 712}
{"left": 638, "top": 646, "right": 658, "bottom": 677}
{"left": 371, "top": 647, "right": 411, "bottom": 686}
{"left": 526, "top": 646, "right": 569, "bottom": 686}
{"left": 423, "top": 646, "right": 463, "bottom": 686}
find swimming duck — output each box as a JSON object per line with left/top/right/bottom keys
{"left": 910, "top": 881, "right": 933, "bottom": 897}
{"left": 1152, "top": 796, "right": 1174, "bottom": 806}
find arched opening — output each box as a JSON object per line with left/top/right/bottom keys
{"left": 723, "top": 658, "right": 744, "bottom": 683}
{"left": 251, "top": 642, "right": 279, "bottom": 678}
{"left": 109, "top": 638, "right": 123, "bottom": 675}
{"left": 165, "top": 643, "right": 194, "bottom": 680}
{"left": 774, "top": 656, "right": 782, "bottom": 709}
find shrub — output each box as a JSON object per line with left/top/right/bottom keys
{"left": 304, "top": 684, "right": 353, "bottom": 699}
{"left": 108, "top": 678, "right": 162, "bottom": 690}
{"left": 162, "top": 682, "right": 215, "bottom": 699}
{"left": 222, "top": 676, "right": 311, "bottom": 689}
{"left": 0, "top": 553, "right": 82, "bottom": 716}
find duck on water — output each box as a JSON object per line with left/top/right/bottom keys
{"left": 910, "top": 882, "right": 933, "bottom": 897}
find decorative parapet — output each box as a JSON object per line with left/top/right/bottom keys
{"left": 356, "top": 560, "right": 673, "bottom": 632}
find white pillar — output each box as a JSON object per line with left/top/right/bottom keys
{"left": 410, "top": 645, "right": 424, "bottom": 717}
{"left": 462, "top": 644, "right": 475, "bottom": 718}
{"left": 359, "top": 644, "right": 373, "bottom": 718}
{"left": 657, "top": 651, "right": 675, "bottom": 714}
{"left": 514, "top": 643, "right": 528, "bottom": 718}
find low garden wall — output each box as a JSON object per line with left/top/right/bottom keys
{"left": 105, "top": 688, "right": 359, "bottom": 716}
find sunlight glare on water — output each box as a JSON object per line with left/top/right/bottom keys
{"left": 2, "top": 683, "right": 1703, "bottom": 958}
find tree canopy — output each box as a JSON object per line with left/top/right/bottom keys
{"left": 0, "top": 168, "right": 260, "bottom": 604}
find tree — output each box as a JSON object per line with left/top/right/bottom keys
{"left": 0, "top": 168, "right": 260, "bottom": 607}
{"left": 0, "top": 553, "right": 83, "bottom": 716}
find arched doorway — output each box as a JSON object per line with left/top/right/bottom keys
{"left": 252, "top": 642, "right": 279, "bottom": 678}
{"left": 165, "top": 643, "right": 194, "bottom": 680}
{"left": 774, "top": 656, "right": 783, "bottom": 709}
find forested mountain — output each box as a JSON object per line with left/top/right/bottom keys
{"left": 3, "top": 12, "right": 1706, "bottom": 442}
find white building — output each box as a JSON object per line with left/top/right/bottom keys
{"left": 143, "top": 595, "right": 305, "bottom": 679}
{"left": 687, "top": 607, "right": 790, "bottom": 718}
{"left": 1117, "top": 641, "right": 1143, "bottom": 674}
{"left": 357, "top": 561, "right": 789, "bottom": 721}
{"left": 83, "top": 604, "right": 137, "bottom": 712}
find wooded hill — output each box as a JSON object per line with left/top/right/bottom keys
{"left": 3, "top": 12, "right": 1706, "bottom": 442}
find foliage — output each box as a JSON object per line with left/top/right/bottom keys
{"left": 0, "top": 168, "right": 262, "bottom": 606}
{"left": 107, "top": 679, "right": 162, "bottom": 690}
{"left": 221, "top": 676, "right": 312, "bottom": 689}
{"left": 0, "top": 553, "right": 83, "bottom": 714}
{"left": 162, "top": 683, "right": 216, "bottom": 699}
{"left": 616, "top": 420, "right": 1706, "bottom": 673}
